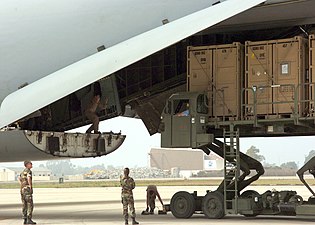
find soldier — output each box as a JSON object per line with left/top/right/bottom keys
{"left": 120, "top": 168, "right": 139, "bottom": 225}
{"left": 18, "top": 161, "right": 36, "bottom": 224}
{"left": 145, "top": 185, "right": 164, "bottom": 214}
{"left": 85, "top": 82, "right": 108, "bottom": 134}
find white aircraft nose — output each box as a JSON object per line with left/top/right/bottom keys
{"left": 0, "top": 0, "right": 265, "bottom": 129}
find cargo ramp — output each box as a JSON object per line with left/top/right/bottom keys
{"left": 0, "top": 129, "right": 125, "bottom": 162}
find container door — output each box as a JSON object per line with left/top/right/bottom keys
{"left": 246, "top": 43, "right": 273, "bottom": 115}
{"left": 273, "top": 39, "right": 302, "bottom": 114}
{"left": 187, "top": 48, "right": 212, "bottom": 92}
{"left": 213, "top": 44, "right": 242, "bottom": 118}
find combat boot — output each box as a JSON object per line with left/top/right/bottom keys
{"left": 23, "top": 218, "right": 27, "bottom": 224}
{"left": 124, "top": 218, "right": 128, "bottom": 225}
{"left": 26, "top": 218, "right": 36, "bottom": 224}
{"left": 132, "top": 217, "right": 139, "bottom": 225}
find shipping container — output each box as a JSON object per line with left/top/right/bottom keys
{"left": 187, "top": 43, "right": 244, "bottom": 119}
{"left": 309, "top": 34, "right": 315, "bottom": 115}
{"left": 245, "top": 36, "right": 308, "bottom": 116}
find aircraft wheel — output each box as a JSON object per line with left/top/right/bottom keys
{"left": 202, "top": 191, "right": 225, "bottom": 219}
{"left": 170, "top": 191, "right": 195, "bottom": 218}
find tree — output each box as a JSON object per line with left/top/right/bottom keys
{"left": 263, "top": 162, "right": 276, "bottom": 168}
{"left": 304, "top": 150, "right": 315, "bottom": 164}
{"left": 46, "top": 160, "right": 76, "bottom": 176}
{"left": 280, "top": 161, "right": 298, "bottom": 170}
{"left": 245, "top": 146, "right": 265, "bottom": 162}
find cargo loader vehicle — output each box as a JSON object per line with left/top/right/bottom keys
{"left": 160, "top": 35, "right": 315, "bottom": 219}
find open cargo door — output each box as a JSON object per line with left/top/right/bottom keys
{"left": 0, "top": 0, "right": 265, "bottom": 129}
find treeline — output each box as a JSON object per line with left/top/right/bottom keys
{"left": 39, "top": 160, "right": 113, "bottom": 176}
{"left": 245, "top": 146, "right": 315, "bottom": 170}
{"left": 194, "top": 167, "right": 299, "bottom": 178}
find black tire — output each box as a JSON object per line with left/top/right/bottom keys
{"left": 240, "top": 190, "right": 260, "bottom": 198}
{"left": 289, "top": 195, "right": 303, "bottom": 205}
{"left": 170, "top": 191, "right": 196, "bottom": 219}
{"left": 202, "top": 191, "right": 225, "bottom": 219}
{"left": 243, "top": 214, "right": 257, "bottom": 217}
{"left": 240, "top": 190, "right": 260, "bottom": 217}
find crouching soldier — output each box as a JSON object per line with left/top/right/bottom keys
{"left": 146, "top": 185, "right": 164, "bottom": 214}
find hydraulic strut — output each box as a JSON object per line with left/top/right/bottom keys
{"left": 296, "top": 156, "right": 315, "bottom": 196}
{"left": 200, "top": 138, "right": 265, "bottom": 196}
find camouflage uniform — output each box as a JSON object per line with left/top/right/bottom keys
{"left": 120, "top": 175, "right": 136, "bottom": 219}
{"left": 20, "top": 168, "right": 34, "bottom": 220}
{"left": 146, "top": 185, "right": 157, "bottom": 212}
{"left": 146, "top": 185, "right": 164, "bottom": 214}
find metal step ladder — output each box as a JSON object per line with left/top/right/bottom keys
{"left": 223, "top": 124, "right": 240, "bottom": 214}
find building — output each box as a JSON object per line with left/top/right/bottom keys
{"left": 149, "top": 148, "right": 205, "bottom": 171}
{"left": 0, "top": 167, "right": 15, "bottom": 181}
{"left": 204, "top": 154, "right": 224, "bottom": 171}
{"left": 149, "top": 148, "right": 224, "bottom": 176}
{"left": 32, "top": 167, "right": 52, "bottom": 181}
{"left": 9, "top": 167, "right": 52, "bottom": 181}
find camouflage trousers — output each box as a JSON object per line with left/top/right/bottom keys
{"left": 148, "top": 196, "right": 156, "bottom": 212}
{"left": 21, "top": 192, "right": 33, "bottom": 219}
{"left": 121, "top": 194, "right": 136, "bottom": 219}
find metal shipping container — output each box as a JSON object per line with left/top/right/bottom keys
{"left": 245, "top": 36, "right": 307, "bottom": 116}
{"left": 309, "top": 34, "right": 315, "bottom": 115}
{"left": 187, "top": 43, "right": 244, "bottom": 119}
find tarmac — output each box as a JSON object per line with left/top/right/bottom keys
{"left": 1, "top": 185, "right": 315, "bottom": 225}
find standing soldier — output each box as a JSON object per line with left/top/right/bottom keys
{"left": 120, "top": 168, "right": 139, "bottom": 225}
{"left": 18, "top": 161, "right": 36, "bottom": 224}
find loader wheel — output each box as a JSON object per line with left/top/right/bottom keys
{"left": 240, "top": 190, "right": 260, "bottom": 217}
{"left": 240, "top": 190, "right": 260, "bottom": 198}
{"left": 289, "top": 195, "right": 303, "bottom": 205}
{"left": 170, "top": 191, "right": 195, "bottom": 218}
{"left": 202, "top": 191, "right": 225, "bottom": 219}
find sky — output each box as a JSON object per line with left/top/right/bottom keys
{"left": 1, "top": 117, "right": 315, "bottom": 169}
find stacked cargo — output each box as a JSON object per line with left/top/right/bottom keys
{"left": 187, "top": 36, "right": 309, "bottom": 121}
{"left": 245, "top": 36, "right": 308, "bottom": 117}
{"left": 187, "top": 42, "right": 244, "bottom": 119}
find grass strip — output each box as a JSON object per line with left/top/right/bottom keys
{"left": 1, "top": 178, "right": 315, "bottom": 189}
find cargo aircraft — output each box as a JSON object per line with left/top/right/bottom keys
{"left": 1, "top": 0, "right": 315, "bottom": 163}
